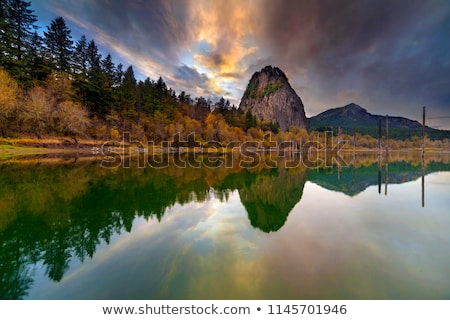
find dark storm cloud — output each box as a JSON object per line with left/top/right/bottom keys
{"left": 45, "top": 0, "right": 191, "bottom": 64}
{"left": 261, "top": 0, "right": 425, "bottom": 73}
{"left": 173, "top": 64, "right": 212, "bottom": 93}
{"left": 259, "top": 0, "right": 450, "bottom": 122}
{"left": 174, "top": 64, "right": 209, "bottom": 84}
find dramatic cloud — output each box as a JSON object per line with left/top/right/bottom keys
{"left": 256, "top": 0, "right": 450, "bottom": 124}
{"left": 172, "top": 64, "right": 215, "bottom": 97}
{"left": 32, "top": 0, "right": 450, "bottom": 128}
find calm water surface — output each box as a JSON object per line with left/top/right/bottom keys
{"left": 1, "top": 153, "right": 449, "bottom": 299}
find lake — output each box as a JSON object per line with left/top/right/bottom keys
{"left": 1, "top": 152, "right": 450, "bottom": 299}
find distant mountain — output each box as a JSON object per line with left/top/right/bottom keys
{"left": 310, "top": 103, "right": 423, "bottom": 129}
{"left": 239, "top": 66, "right": 309, "bottom": 131}
{"left": 310, "top": 103, "right": 450, "bottom": 140}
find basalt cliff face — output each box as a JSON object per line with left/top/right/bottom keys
{"left": 239, "top": 66, "right": 309, "bottom": 131}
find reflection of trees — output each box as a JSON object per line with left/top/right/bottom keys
{"left": 0, "top": 228, "right": 35, "bottom": 300}
{"left": 0, "top": 160, "right": 258, "bottom": 298}
{"left": 1, "top": 155, "right": 449, "bottom": 298}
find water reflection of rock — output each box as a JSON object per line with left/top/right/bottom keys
{"left": 239, "top": 169, "right": 308, "bottom": 233}
{"left": 1, "top": 154, "right": 449, "bottom": 298}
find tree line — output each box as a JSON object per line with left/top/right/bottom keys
{"left": 1, "top": 0, "right": 448, "bottom": 148}
{"left": 0, "top": 0, "right": 286, "bottom": 144}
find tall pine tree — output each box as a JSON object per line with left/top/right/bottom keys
{"left": 119, "top": 65, "right": 137, "bottom": 115}
{"left": 8, "top": 0, "right": 36, "bottom": 60}
{"left": 86, "top": 39, "right": 100, "bottom": 71}
{"left": 44, "top": 16, "right": 73, "bottom": 73}
{"left": 0, "top": 0, "right": 37, "bottom": 82}
{"left": 0, "top": 0, "right": 9, "bottom": 66}
{"left": 28, "top": 31, "right": 50, "bottom": 82}
{"left": 73, "top": 34, "right": 88, "bottom": 79}
{"left": 101, "top": 53, "right": 115, "bottom": 88}
{"left": 73, "top": 39, "right": 102, "bottom": 114}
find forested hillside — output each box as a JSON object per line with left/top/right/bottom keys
{"left": 1, "top": 0, "right": 284, "bottom": 144}
{"left": 1, "top": 0, "right": 448, "bottom": 150}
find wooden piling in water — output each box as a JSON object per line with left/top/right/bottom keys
{"left": 422, "top": 106, "right": 426, "bottom": 157}
{"left": 422, "top": 157, "right": 425, "bottom": 208}
{"left": 378, "top": 157, "right": 382, "bottom": 194}
{"left": 378, "top": 118, "right": 382, "bottom": 157}
{"left": 422, "top": 106, "right": 426, "bottom": 207}
{"left": 385, "top": 115, "right": 389, "bottom": 195}
{"left": 385, "top": 115, "right": 389, "bottom": 153}
{"left": 385, "top": 158, "right": 388, "bottom": 196}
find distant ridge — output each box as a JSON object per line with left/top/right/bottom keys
{"left": 310, "top": 103, "right": 450, "bottom": 140}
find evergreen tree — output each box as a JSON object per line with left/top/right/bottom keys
{"left": 73, "top": 35, "right": 88, "bottom": 78}
{"left": 114, "top": 63, "right": 123, "bottom": 87}
{"left": 225, "top": 99, "right": 230, "bottom": 110}
{"left": 44, "top": 16, "right": 73, "bottom": 73}
{"left": 100, "top": 53, "right": 116, "bottom": 111}
{"left": 178, "top": 91, "right": 187, "bottom": 103}
{"left": 87, "top": 40, "right": 107, "bottom": 111}
{"left": 101, "top": 54, "right": 115, "bottom": 87}
{"left": 27, "top": 31, "right": 50, "bottom": 82}
{"left": 119, "top": 65, "right": 137, "bottom": 114}
{"left": 138, "top": 77, "right": 160, "bottom": 114}
{"left": 7, "top": 0, "right": 37, "bottom": 60}
{"left": 216, "top": 97, "right": 225, "bottom": 110}
{"left": 86, "top": 39, "right": 100, "bottom": 70}
{"left": 0, "top": 0, "right": 11, "bottom": 68}
{"left": 245, "top": 110, "right": 256, "bottom": 130}
{"left": 0, "top": 0, "right": 37, "bottom": 82}
{"left": 156, "top": 76, "right": 167, "bottom": 92}
{"left": 155, "top": 76, "right": 169, "bottom": 114}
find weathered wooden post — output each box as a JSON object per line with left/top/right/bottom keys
{"left": 378, "top": 157, "right": 382, "bottom": 194}
{"left": 385, "top": 115, "right": 389, "bottom": 153}
{"left": 385, "top": 115, "right": 389, "bottom": 195}
{"left": 422, "top": 156, "right": 425, "bottom": 208}
{"left": 378, "top": 118, "right": 382, "bottom": 156}
{"left": 422, "top": 106, "right": 426, "bottom": 207}
{"left": 378, "top": 118, "right": 382, "bottom": 194}
{"left": 353, "top": 125, "right": 356, "bottom": 163}
{"left": 422, "top": 106, "right": 426, "bottom": 157}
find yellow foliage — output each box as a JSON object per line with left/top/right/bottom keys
{"left": 21, "top": 86, "right": 54, "bottom": 137}
{"left": 0, "top": 68, "right": 19, "bottom": 118}
{"left": 205, "top": 113, "right": 217, "bottom": 127}
{"left": 55, "top": 101, "right": 90, "bottom": 136}
{"left": 110, "top": 127, "right": 120, "bottom": 140}
{"left": 247, "top": 127, "right": 264, "bottom": 140}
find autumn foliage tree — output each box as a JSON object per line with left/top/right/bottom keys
{"left": 21, "top": 86, "right": 53, "bottom": 138}
{"left": 3, "top": 0, "right": 446, "bottom": 148}
{"left": 21, "top": 73, "right": 90, "bottom": 140}
{"left": 0, "top": 67, "right": 19, "bottom": 136}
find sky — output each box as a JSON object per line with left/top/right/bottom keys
{"left": 31, "top": 0, "right": 450, "bottom": 129}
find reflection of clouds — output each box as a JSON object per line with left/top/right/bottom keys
{"left": 34, "top": 191, "right": 268, "bottom": 298}
{"left": 261, "top": 178, "right": 450, "bottom": 298}
{"left": 29, "top": 174, "right": 450, "bottom": 299}
{"left": 131, "top": 191, "right": 268, "bottom": 299}
{"left": 429, "top": 172, "right": 450, "bottom": 183}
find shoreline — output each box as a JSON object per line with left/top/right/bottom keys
{"left": 1, "top": 137, "right": 450, "bottom": 158}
